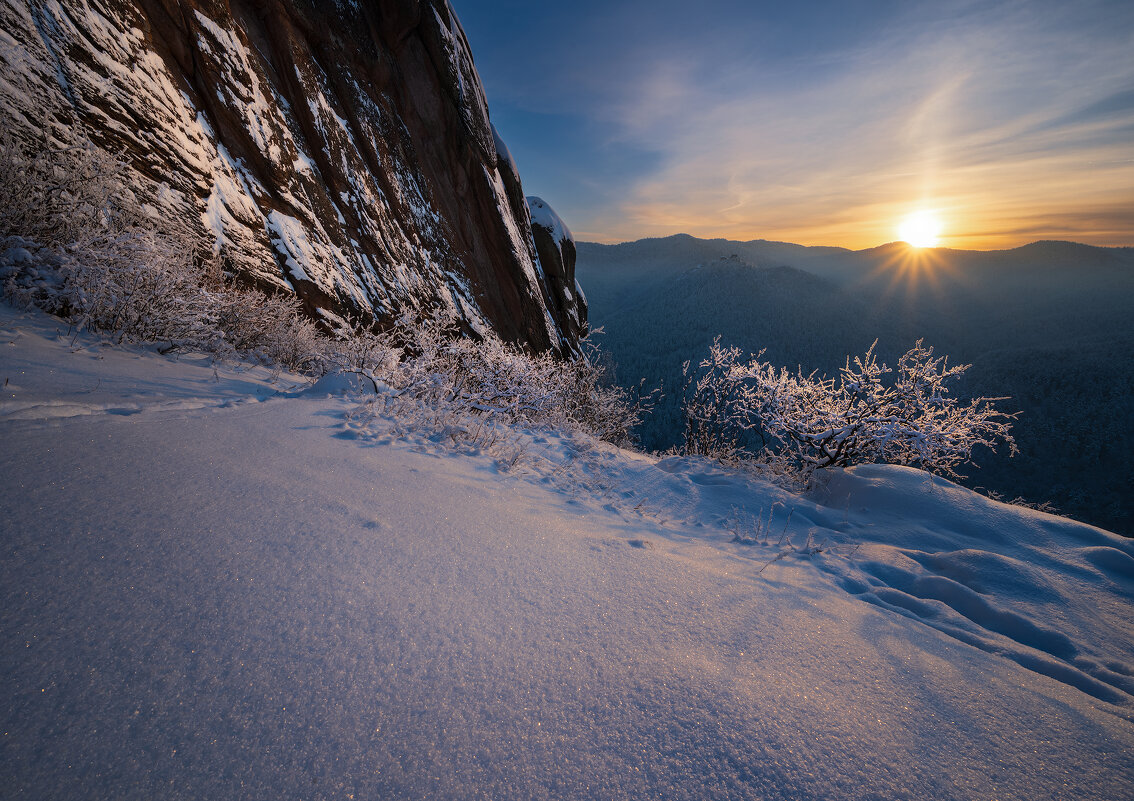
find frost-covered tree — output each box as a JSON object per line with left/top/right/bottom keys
{"left": 682, "top": 339, "right": 1017, "bottom": 479}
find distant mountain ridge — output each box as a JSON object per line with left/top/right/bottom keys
{"left": 0, "top": 0, "right": 585, "bottom": 353}
{"left": 577, "top": 234, "right": 1134, "bottom": 535}
{"left": 581, "top": 234, "right": 1133, "bottom": 281}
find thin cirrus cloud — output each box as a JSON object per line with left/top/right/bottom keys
{"left": 454, "top": 0, "right": 1134, "bottom": 249}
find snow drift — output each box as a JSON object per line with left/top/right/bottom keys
{"left": 2, "top": 301, "right": 1132, "bottom": 799}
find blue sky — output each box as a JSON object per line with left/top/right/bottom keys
{"left": 452, "top": 0, "right": 1134, "bottom": 248}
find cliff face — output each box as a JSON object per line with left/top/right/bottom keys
{"left": 0, "top": 0, "right": 584, "bottom": 354}
{"left": 527, "top": 195, "right": 585, "bottom": 346}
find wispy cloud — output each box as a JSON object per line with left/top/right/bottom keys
{"left": 458, "top": 0, "right": 1134, "bottom": 247}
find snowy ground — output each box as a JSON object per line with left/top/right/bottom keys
{"left": 2, "top": 302, "right": 1132, "bottom": 800}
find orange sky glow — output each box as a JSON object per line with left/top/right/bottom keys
{"left": 459, "top": 1, "right": 1134, "bottom": 251}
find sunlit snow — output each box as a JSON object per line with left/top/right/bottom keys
{"left": 1, "top": 301, "right": 1131, "bottom": 799}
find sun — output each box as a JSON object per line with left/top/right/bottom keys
{"left": 897, "top": 210, "right": 943, "bottom": 248}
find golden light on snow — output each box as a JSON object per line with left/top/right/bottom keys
{"left": 897, "top": 210, "right": 943, "bottom": 248}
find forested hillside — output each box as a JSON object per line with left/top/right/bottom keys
{"left": 578, "top": 237, "right": 1134, "bottom": 535}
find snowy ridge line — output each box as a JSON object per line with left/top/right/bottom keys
{"left": 848, "top": 575, "right": 1133, "bottom": 705}
{"left": 808, "top": 466, "right": 1134, "bottom": 711}
{"left": 823, "top": 552, "right": 1134, "bottom": 706}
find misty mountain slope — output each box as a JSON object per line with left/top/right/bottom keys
{"left": 590, "top": 257, "right": 897, "bottom": 450}
{"left": 577, "top": 237, "right": 1134, "bottom": 535}
{"left": 580, "top": 238, "right": 1134, "bottom": 355}
{"left": 839, "top": 242, "right": 1134, "bottom": 359}
{"left": 2, "top": 301, "right": 1133, "bottom": 800}
{"left": 578, "top": 234, "right": 853, "bottom": 294}
{"left": 960, "top": 333, "right": 1134, "bottom": 525}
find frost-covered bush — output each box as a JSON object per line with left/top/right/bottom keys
{"left": 0, "top": 134, "right": 133, "bottom": 247}
{"left": 562, "top": 346, "right": 655, "bottom": 446}
{"left": 682, "top": 338, "right": 1017, "bottom": 479}
{"left": 210, "top": 283, "right": 327, "bottom": 372}
{"left": 0, "top": 131, "right": 325, "bottom": 371}
{"left": 56, "top": 227, "right": 219, "bottom": 344}
{"left": 334, "top": 308, "right": 650, "bottom": 445}
{"left": 681, "top": 338, "right": 760, "bottom": 461}
{"left": 1, "top": 133, "right": 214, "bottom": 343}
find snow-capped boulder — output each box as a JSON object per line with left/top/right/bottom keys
{"left": 527, "top": 196, "right": 587, "bottom": 343}
{"left": 0, "top": 0, "right": 584, "bottom": 355}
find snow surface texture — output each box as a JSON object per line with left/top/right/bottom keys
{"left": 2, "top": 301, "right": 1133, "bottom": 800}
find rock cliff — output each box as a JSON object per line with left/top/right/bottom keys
{"left": 527, "top": 195, "right": 585, "bottom": 346}
{"left": 0, "top": 0, "right": 585, "bottom": 353}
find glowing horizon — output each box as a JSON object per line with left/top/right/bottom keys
{"left": 456, "top": 0, "right": 1134, "bottom": 251}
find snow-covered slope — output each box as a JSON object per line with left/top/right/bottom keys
{"left": 0, "top": 0, "right": 583, "bottom": 353}
{"left": 2, "top": 302, "right": 1132, "bottom": 799}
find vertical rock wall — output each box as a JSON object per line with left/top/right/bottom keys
{"left": 0, "top": 0, "right": 584, "bottom": 354}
